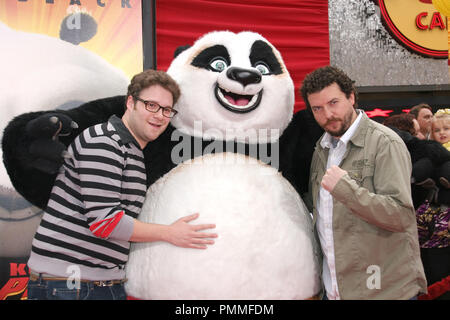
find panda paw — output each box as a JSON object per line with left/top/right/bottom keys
{"left": 27, "top": 138, "right": 69, "bottom": 174}
{"left": 25, "top": 114, "right": 78, "bottom": 174}
{"left": 25, "top": 113, "right": 78, "bottom": 139}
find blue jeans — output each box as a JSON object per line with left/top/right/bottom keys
{"left": 27, "top": 276, "right": 127, "bottom": 300}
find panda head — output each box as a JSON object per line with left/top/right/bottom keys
{"left": 167, "top": 31, "right": 294, "bottom": 143}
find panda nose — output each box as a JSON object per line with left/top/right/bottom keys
{"left": 226, "top": 67, "right": 261, "bottom": 87}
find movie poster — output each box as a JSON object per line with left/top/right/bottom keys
{"left": 0, "top": 0, "right": 143, "bottom": 300}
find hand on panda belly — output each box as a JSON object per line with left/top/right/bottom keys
{"left": 130, "top": 213, "right": 218, "bottom": 249}
{"left": 166, "top": 213, "right": 218, "bottom": 249}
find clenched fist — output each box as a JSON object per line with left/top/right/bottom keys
{"left": 321, "top": 165, "right": 347, "bottom": 192}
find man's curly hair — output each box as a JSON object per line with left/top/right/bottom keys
{"left": 300, "top": 66, "right": 358, "bottom": 110}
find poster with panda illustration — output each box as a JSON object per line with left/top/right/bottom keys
{"left": 0, "top": 0, "right": 142, "bottom": 300}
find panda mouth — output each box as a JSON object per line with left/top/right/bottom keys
{"left": 215, "top": 85, "right": 262, "bottom": 113}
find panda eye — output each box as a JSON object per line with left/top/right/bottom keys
{"left": 254, "top": 62, "right": 271, "bottom": 75}
{"left": 209, "top": 58, "right": 228, "bottom": 72}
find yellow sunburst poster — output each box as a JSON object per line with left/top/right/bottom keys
{"left": 0, "top": 0, "right": 143, "bottom": 79}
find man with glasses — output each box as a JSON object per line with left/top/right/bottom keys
{"left": 27, "top": 69, "right": 218, "bottom": 300}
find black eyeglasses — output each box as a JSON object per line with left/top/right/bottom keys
{"left": 134, "top": 96, "right": 178, "bottom": 118}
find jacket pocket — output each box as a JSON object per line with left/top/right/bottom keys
{"left": 347, "top": 169, "right": 362, "bottom": 182}
{"left": 347, "top": 163, "right": 374, "bottom": 188}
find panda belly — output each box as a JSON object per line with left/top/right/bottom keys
{"left": 125, "top": 153, "right": 320, "bottom": 300}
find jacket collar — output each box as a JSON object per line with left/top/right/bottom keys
{"left": 108, "top": 114, "right": 141, "bottom": 148}
{"left": 348, "top": 110, "right": 369, "bottom": 148}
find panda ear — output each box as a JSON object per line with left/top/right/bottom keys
{"left": 60, "top": 12, "right": 98, "bottom": 45}
{"left": 174, "top": 45, "right": 191, "bottom": 58}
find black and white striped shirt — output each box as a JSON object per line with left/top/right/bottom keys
{"left": 28, "top": 115, "right": 147, "bottom": 281}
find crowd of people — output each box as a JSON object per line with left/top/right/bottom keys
{"left": 382, "top": 104, "right": 450, "bottom": 300}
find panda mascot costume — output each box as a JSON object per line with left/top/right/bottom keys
{"left": 2, "top": 31, "right": 323, "bottom": 299}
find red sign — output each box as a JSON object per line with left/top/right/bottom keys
{"left": 0, "top": 260, "right": 29, "bottom": 300}
{"left": 378, "top": 0, "right": 448, "bottom": 58}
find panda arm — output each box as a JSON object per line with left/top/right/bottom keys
{"left": 2, "top": 95, "right": 126, "bottom": 209}
{"left": 279, "top": 109, "right": 323, "bottom": 197}
{"left": 60, "top": 95, "right": 126, "bottom": 145}
{"left": 143, "top": 124, "right": 178, "bottom": 187}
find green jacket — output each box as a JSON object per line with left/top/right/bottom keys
{"left": 307, "top": 112, "right": 427, "bottom": 300}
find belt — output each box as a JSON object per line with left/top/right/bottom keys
{"left": 29, "top": 272, "right": 127, "bottom": 287}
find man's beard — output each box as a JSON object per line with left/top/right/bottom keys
{"left": 325, "top": 110, "right": 355, "bottom": 137}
